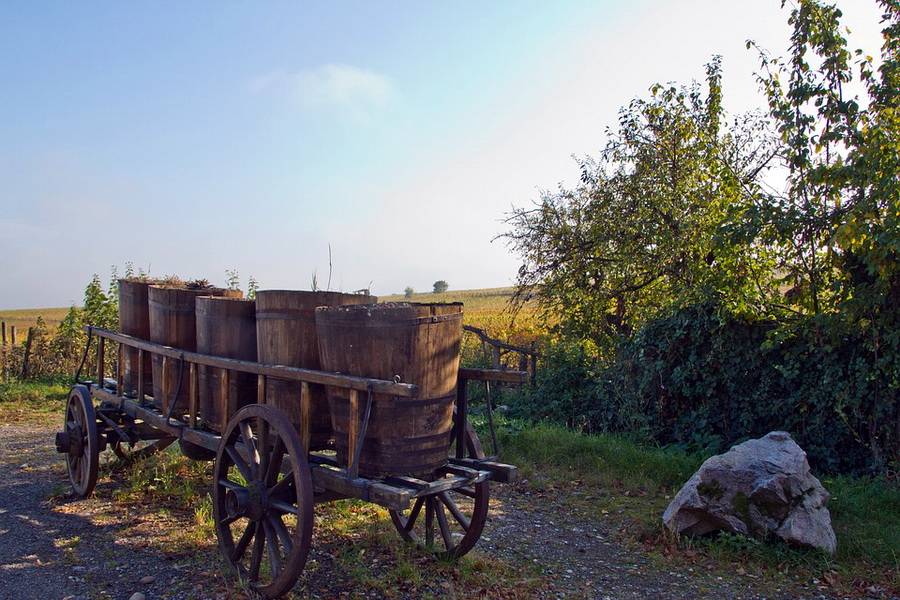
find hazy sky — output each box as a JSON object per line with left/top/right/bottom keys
{"left": 0, "top": 1, "right": 885, "bottom": 308}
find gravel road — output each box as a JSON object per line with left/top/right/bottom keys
{"left": 0, "top": 423, "right": 850, "bottom": 600}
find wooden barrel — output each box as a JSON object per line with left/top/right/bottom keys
{"left": 255, "top": 290, "right": 376, "bottom": 449}
{"left": 315, "top": 302, "right": 463, "bottom": 477}
{"left": 148, "top": 285, "right": 239, "bottom": 413}
{"left": 118, "top": 279, "right": 153, "bottom": 398}
{"left": 196, "top": 297, "right": 257, "bottom": 432}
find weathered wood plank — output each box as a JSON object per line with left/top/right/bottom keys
{"left": 458, "top": 367, "right": 527, "bottom": 384}
{"left": 86, "top": 327, "right": 417, "bottom": 397}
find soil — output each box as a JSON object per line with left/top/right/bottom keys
{"left": 0, "top": 422, "right": 857, "bottom": 600}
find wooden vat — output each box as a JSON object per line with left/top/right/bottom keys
{"left": 315, "top": 302, "right": 463, "bottom": 477}
{"left": 255, "top": 290, "right": 376, "bottom": 449}
{"left": 118, "top": 279, "right": 154, "bottom": 398}
{"left": 196, "top": 297, "right": 257, "bottom": 432}
{"left": 148, "top": 285, "right": 238, "bottom": 413}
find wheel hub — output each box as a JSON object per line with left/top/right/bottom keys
{"left": 55, "top": 427, "right": 84, "bottom": 456}
{"left": 226, "top": 482, "right": 268, "bottom": 521}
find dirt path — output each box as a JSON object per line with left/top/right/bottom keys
{"left": 0, "top": 423, "right": 839, "bottom": 600}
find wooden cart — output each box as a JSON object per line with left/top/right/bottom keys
{"left": 55, "top": 326, "right": 520, "bottom": 598}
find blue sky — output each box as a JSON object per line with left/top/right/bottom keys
{"left": 0, "top": 1, "right": 885, "bottom": 308}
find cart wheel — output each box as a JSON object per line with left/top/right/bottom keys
{"left": 213, "top": 405, "right": 314, "bottom": 598}
{"left": 112, "top": 437, "right": 175, "bottom": 461}
{"left": 60, "top": 386, "right": 100, "bottom": 498}
{"left": 389, "top": 419, "right": 490, "bottom": 558}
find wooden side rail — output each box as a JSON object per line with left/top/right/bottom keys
{"left": 85, "top": 327, "right": 417, "bottom": 397}
{"left": 458, "top": 367, "right": 527, "bottom": 384}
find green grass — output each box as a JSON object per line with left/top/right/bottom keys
{"left": 5, "top": 369, "right": 897, "bottom": 594}
{"left": 0, "top": 377, "right": 69, "bottom": 423}
{"left": 487, "top": 417, "right": 899, "bottom": 592}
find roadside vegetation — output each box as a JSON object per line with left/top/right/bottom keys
{"left": 485, "top": 416, "right": 899, "bottom": 594}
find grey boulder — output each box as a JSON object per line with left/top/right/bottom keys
{"left": 662, "top": 431, "right": 836, "bottom": 554}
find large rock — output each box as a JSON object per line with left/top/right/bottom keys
{"left": 662, "top": 431, "right": 836, "bottom": 554}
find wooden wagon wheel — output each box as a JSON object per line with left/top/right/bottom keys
{"left": 389, "top": 419, "right": 490, "bottom": 558}
{"left": 213, "top": 405, "right": 314, "bottom": 598}
{"left": 60, "top": 386, "right": 100, "bottom": 498}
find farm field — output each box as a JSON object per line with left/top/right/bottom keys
{"left": 0, "top": 307, "right": 71, "bottom": 344}
{"left": 382, "top": 286, "right": 543, "bottom": 347}
{"left": 0, "top": 286, "right": 543, "bottom": 347}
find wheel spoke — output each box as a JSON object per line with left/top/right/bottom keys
{"left": 268, "top": 514, "right": 293, "bottom": 555}
{"left": 270, "top": 499, "right": 298, "bottom": 515}
{"left": 239, "top": 421, "right": 259, "bottom": 478}
{"left": 439, "top": 492, "right": 471, "bottom": 530}
{"left": 403, "top": 497, "right": 424, "bottom": 532}
{"left": 264, "top": 436, "right": 285, "bottom": 486}
{"left": 434, "top": 499, "right": 453, "bottom": 550}
{"left": 268, "top": 471, "right": 294, "bottom": 498}
{"left": 263, "top": 519, "right": 282, "bottom": 578}
{"left": 258, "top": 418, "right": 270, "bottom": 480}
{"left": 425, "top": 498, "right": 435, "bottom": 547}
{"left": 249, "top": 524, "right": 266, "bottom": 580}
{"left": 226, "top": 446, "right": 253, "bottom": 482}
{"left": 231, "top": 522, "right": 256, "bottom": 562}
{"left": 220, "top": 513, "right": 240, "bottom": 527}
{"left": 218, "top": 478, "right": 247, "bottom": 493}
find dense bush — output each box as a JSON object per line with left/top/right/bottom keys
{"left": 511, "top": 302, "right": 899, "bottom": 474}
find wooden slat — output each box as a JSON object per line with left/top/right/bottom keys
{"left": 309, "top": 465, "right": 412, "bottom": 511}
{"left": 220, "top": 369, "right": 231, "bottom": 432}
{"left": 97, "top": 336, "right": 105, "bottom": 388}
{"left": 137, "top": 348, "right": 145, "bottom": 401}
{"left": 449, "top": 457, "right": 519, "bottom": 484}
{"left": 189, "top": 363, "right": 198, "bottom": 428}
{"left": 299, "top": 382, "right": 311, "bottom": 457}
{"left": 116, "top": 343, "right": 124, "bottom": 396}
{"left": 455, "top": 382, "right": 467, "bottom": 459}
{"left": 84, "top": 327, "right": 417, "bottom": 397}
{"left": 458, "top": 367, "right": 527, "bottom": 384}
{"left": 347, "top": 389, "right": 359, "bottom": 477}
{"left": 412, "top": 473, "right": 490, "bottom": 496}
{"left": 257, "top": 374, "right": 266, "bottom": 405}
{"left": 161, "top": 356, "right": 169, "bottom": 410}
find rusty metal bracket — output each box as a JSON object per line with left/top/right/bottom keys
{"left": 74, "top": 326, "right": 94, "bottom": 386}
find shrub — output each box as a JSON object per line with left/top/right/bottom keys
{"left": 511, "top": 302, "right": 899, "bottom": 475}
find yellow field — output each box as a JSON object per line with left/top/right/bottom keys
{"left": 0, "top": 287, "right": 545, "bottom": 347}
{"left": 0, "top": 307, "right": 71, "bottom": 345}
{"left": 380, "top": 287, "right": 543, "bottom": 346}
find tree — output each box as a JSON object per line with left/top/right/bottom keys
{"left": 433, "top": 280, "right": 449, "bottom": 293}
{"left": 505, "top": 59, "right": 777, "bottom": 351}
{"left": 743, "top": 0, "right": 900, "bottom": 318}
{"left": 404, "top": 286, "right": 415, "bottom": 299}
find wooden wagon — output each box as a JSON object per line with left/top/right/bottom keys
{"left": 55, "top": 325, "right": 521, "bottom": 598}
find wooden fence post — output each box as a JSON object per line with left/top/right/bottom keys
{"left": 0, "top": 321, "right": 5, "bottom": 382}
{"left": 10, "top": 325, "right": 16, "bottom": 346}
{"left": 21, "top": 327, "right": 34, "bottom": 379}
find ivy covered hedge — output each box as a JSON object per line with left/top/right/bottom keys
{"left": 511, "top": 303, "right": 899, "bottom": 475}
